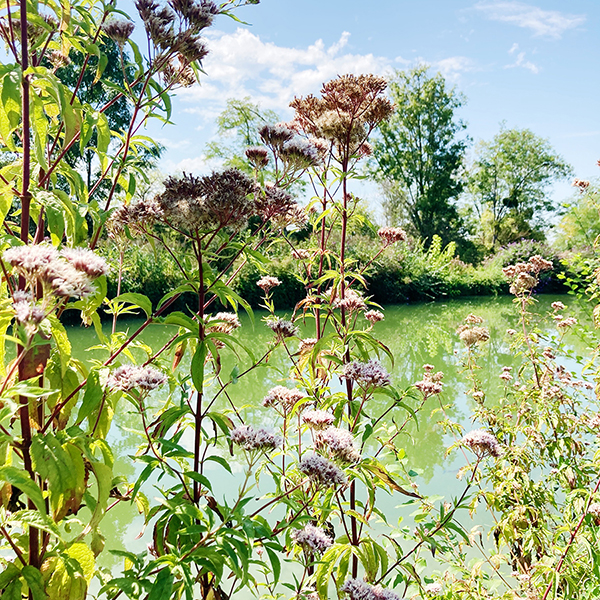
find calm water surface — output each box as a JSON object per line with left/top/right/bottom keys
{"left": 65, "top": 294, "right": 590, "bottom": 576}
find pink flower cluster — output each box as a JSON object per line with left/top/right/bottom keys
{"left": 462, "top": 430, "right": 501, "bottom": 458}
{"left": 291, "top": 524, "right": 333, "bottom": 553}
{"left": 316, "top": 426, "right": 360, "bottom": 463}
{"left": 263, "top": 386, "right": 304, "bottom": 413}
{"left": 107, "top": 364, "right": 167, "bottom": 392}
{"left": 302, "top": 409, "right": 334, "bottom": 430}
{"left": 299, "top": 453, "right": 347, "bottom": 486}
{"left": 231, "top": 425, "right": 281, "bottom": 452}
{"left": 342, "top": 359, "right": 391, "bottom": 388}
{"left": 341, "top": 578, "right": 400, "bottom": 600}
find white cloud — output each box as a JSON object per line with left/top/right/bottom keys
{"left": 504, "top": 43, "right": 539, "bottom": 73}
{"left": 178, "top": 29, "right": 391, "bottom": 118}
{"left": 433, "top": 56, "right": 477, "bottom": 81}
{"left": 474, "top": 2, "right": 585, "bottom": 39}
{"left": 167, "top": 30, "right": 477, "bottom": 173}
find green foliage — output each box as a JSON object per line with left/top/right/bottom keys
{"left": 372, "top": 66, "right": 472, "bottom": 255}
{"left": 555, "top": 183, "right": 600, "bottom": 251}
{"left": 467, "top": 125, "right": 573, "bottom": 250}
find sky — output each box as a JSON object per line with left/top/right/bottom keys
{"left": 144, "top": 0, "right": 599, "bottom": 214}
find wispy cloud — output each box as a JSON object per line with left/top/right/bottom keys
{"left": 474, "top": 1, "right": 585, "bottom": 39}
{"left": 505, "top": 42, "right": 539, "bottom": 73}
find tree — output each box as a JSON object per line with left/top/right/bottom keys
{"left": 55, "top": 40, "right": 163, "bottom": 197}
{"left": 205, "top": 96, "right": 279, "bottom": 173}
{"left": 467, "top": 126, "right": 573, "bottom": 250}
{"left": 372, "top": 66, "right": 471, "bottom": 253}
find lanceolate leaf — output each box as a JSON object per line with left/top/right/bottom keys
{"left": 0, "top": 467, "right": 47, "bottom": 518}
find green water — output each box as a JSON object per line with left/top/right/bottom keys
{"left": 65, "top": 294, "right": 590, "bottom": 575}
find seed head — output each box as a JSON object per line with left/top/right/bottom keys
{"left": 245, "top": 146, "right": 269, "bottom": 169}
{"left": 378, "top": 227, "right": 407, "bottom": 246}
{"left": 102, "top": 18, "right": 135, "bottom": 46}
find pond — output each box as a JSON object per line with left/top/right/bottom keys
{"left": 66, "top": 294, "right": 590, "bottom": 581}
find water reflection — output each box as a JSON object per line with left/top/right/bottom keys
{"left": 66, "top": 294, "right": 586, "bottom": 572}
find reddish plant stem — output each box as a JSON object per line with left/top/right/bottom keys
{"left": 17, "top": 0, "right": 39, "bottom": 572}
{"left": 540, "top": 476, "right": 600, "bottom": 600}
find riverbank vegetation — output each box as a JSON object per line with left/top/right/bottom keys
{"left": 0, "top": 0, "right": 599, "bottom": 599}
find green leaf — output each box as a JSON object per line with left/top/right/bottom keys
{"left": 0, "top": 562, "right": 21, "bottom": 590}
{"left": 205, "top": 455, "right": 232, "bottom": 474}
{"left": 48, "top": 315, "right": 71, "bottom": 377}
{"left": 0, "top": 466, "right": 46, "bottom": 516}
{"left": 21, "top": 566, "right": 48, "bottom": 600}
{"left": 75, "top": 370, "right": 103, "bottom": 426}
{"left": 83, "top": 460, "right": 112, "bottom": 535}
{"left": 1, "top": 578, "right": 22, "bottom": 600}
{"left": 191, "top": 342, "right": 206, "bottom": 392}
{"left": 30, "top": 433, "right": 77, "bottom": 519}
{"left": 148, "top": 568, "right": 173, "bottom": 600}
{"left": 163, "top": 311, "right": 198, "bottom": 332}
{"left": 66, "top": 543, "right": 95, "bottom": 584}
{"left": 184, "top": 470, "right": 212, "bottom": 492}
{"left": 113, "top": 293, "right": 153, "bottom": 318}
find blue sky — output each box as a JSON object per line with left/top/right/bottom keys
{"left": 148, "top": 0, "right": 599, "bottom": 212}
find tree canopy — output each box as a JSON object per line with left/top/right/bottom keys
{"left": 372, "top": 66, "right": 471, "bottom": 254}
{"left": 467, "top": 126, "right": 573, "bottom": 250}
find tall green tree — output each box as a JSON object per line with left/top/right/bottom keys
{"left": 468, "top": 126, "right": 573, "bottom": 250}
{"left": 372, "top": 66, "right": 471, "bottom": 254}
